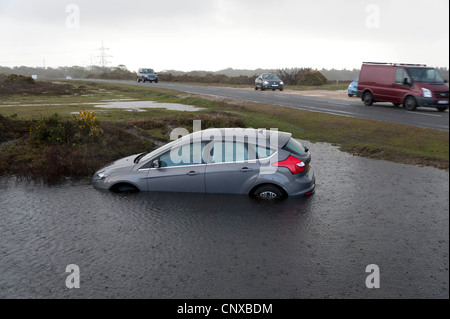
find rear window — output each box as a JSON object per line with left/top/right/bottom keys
{"left": 282, "top": 138, "right": 307, "bottom": 156}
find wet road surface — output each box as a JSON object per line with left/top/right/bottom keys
{"left": 0, "top": 141, "right": 448, "bottom": 298}
{"left": 91, "top": 80, "right": 450, "bottom": 131}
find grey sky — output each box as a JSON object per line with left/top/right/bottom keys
{"left": 0, "top": 0, "right": 448, "bottom": 72}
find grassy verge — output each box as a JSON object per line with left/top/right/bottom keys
{"left": 0, "top": 80, "right": 448, "bottom": 183}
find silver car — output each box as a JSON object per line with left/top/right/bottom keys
{"left": 92, "top": 128, "right": 315, "bottom": 199}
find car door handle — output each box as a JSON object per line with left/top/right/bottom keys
{"left": 240, "top": 167, "right": 253, "bottom": 172}
{"left": 186, "top": 171, "right": 200, "bottom": 176}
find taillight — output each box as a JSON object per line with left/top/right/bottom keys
{"left": 272, "top": 156, "right": 306, "bottom": 174}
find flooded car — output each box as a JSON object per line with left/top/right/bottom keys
{"left": 93, "top": 128, "right": 315, "bottom": 199}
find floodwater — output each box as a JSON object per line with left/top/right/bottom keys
{"left": 0, "top": 141, "right": 448, "bottom": 299}
{"left": 94, "top": 101, "right": 205, "bottom": 112}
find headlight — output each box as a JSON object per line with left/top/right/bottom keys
{"left": 94, "top": 171, "right": 111, "bottom": 181}
{"left": 349, "top": 84, "right": 354, "bottom": 89}
{"left": 264, "top": 81, "right": 269, "bottom": 85}
{"left": 422, "top": 88, "right": 432, "bottom": 98}
{"left": 280, "top": 81, "right": 284, "bottom": 85}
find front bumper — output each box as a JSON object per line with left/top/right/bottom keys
{"left": 416, "top": 96, "right": 449, "bottom": 108}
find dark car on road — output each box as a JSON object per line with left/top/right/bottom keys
{"left": 93, "top": 128, "right": 315, "bottom": 199}
{"left": 255, "top": 74, "right": 284, "bottom": 91}
{"left": 137, "top": 68, "right": 159, "bottom": 83}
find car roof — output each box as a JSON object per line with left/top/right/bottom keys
{"left": 180, "top": 128, "right": 292, "bottom": 148}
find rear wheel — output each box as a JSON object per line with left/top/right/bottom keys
{"left": 404, "top": 96, "right": 417, "bottom": 111}
{"left": 363, "top": 91, "right": 373, "bottom": 106}
{"left": 436, "top": 107, "right": 447, "bottom": 112}
{"left": 252, "top": 185, "right": 285, "bottom": 200}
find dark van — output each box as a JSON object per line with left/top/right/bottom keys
{"left": 357, "top": 62, "right": 449, "bottom": 112}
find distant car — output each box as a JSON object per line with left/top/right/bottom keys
{"left": 137, "top": 68, "right": 158, "bottom": 83}
{"left": 93, "top": 128, "right": 315, "bottom": 199}
{"left": 348, "top": 74, "right": 359, "bottom": 97}
{"left": 255, "top": 74, "right": 284, "bottom": 91}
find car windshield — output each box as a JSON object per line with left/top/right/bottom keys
{"left": 407, "top": 68, "right": 444, "bottom": 84}
{"left": 263, "top": 74, "right": 281, "bottom": 81}
{"left": 143, "top": 69, "right": 154, "bottom": 73}
{"left": 138, "top": 139, "right": 182, "bottom": 163}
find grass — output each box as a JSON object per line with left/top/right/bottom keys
{"left": 0, "top": 80, "right": 448, "bottom": 183}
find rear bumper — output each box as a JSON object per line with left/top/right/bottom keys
{"left": 285, "top": 167, "right": 316, "bottom": 197}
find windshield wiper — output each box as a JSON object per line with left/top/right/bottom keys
{"left": 134, "top": 152, "right": 149, "bottom": 164}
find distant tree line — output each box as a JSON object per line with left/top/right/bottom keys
{"left": 1, "top": 64, "right": 448, "bottom": 84}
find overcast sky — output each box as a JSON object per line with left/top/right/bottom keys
{"left": 0, "top": 0, "right": 448, "bottom": 72}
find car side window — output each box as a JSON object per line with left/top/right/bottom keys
{"left": 211, "top": 141, "right": 249, "bottom": 164}
{"left": 159, "top": 142, "right": 207, "bottom": 167}
{"left": 395, "top": 68, "right": 411, "bottom": 85}
{"left": 255, "top": 146, "right": 275, "bottom": 159}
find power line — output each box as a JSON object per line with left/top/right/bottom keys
{"left": 96, "top": 40, "right": 112, "bottom": 68}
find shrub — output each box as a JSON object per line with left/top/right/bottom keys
{"left": 72, "top": 109, "right": 104, "bottom": 137}
{"left": 3, "top": 74, "right": 35, "bottom": 84}
{"left": 299, "top": 71, "right": 328, "bottom": 86}
{"left": 30, "top": 110, "right": 103, "bottom": 145}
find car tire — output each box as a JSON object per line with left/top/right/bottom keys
{"left": 137, "top": 77, "right": 141, "bottom": 83}
{"left": 280, "top": 88, "right": 284, "bottom": 91}
{"left": 255, "top": 85, "right": 258, "bottom": 90}
{"left": 111, "top": 184, "right": 139, "bottom": 193}
{"left": 404, "top": 96, "right": 417, "bottom": 111}
{"left": 155, "top": 80, "right": 159, "bottom": 83}
{"left": 436, "top": 107, "right": 447, "bottom": 112}
{"left": 261, "top": 87, "right": 265, "bottom": 91}
{"left": 348, "top": 94, "right": 354, "bottom": 97}
{"left": 252, "top": 185, "right": 285, "bottom": 200}
{"left": 363, "top": 91, "right": 373, "bottom": 106}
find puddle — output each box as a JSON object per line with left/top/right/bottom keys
{"left": 94, "top": 101, "right": 205, "bottom": 112}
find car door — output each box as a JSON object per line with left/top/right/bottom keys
{"left": 205, "top": 141, "right": 260, "bottom": 195}
{"left": 146, "top": 142, "right": 207, "bottom": 193}
{"left": 392, "top": 68, "right": 412, "bottom": 104}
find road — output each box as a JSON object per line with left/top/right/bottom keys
{"left": 96, "top": 80, "right": 449, "bottom": 131}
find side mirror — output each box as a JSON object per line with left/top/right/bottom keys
{"left": 152, "top": 159, "right": 160, "bottom": 168}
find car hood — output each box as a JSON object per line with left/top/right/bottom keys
{"left": 416, "top": 82, "right": 449, "bottom": 91}
{"left": 102, "top": 154, "right": 139, "bottom": 171}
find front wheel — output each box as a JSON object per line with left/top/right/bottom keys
{"left": 255, "top": 85, "right": 258, "bottom": 90}
{"left": 404, "top": 96, "right": 417, "bottom": 111}
{"left": 363, "top": 91, "right": 373, "bottom": 106}
{"left": 137, "top": 77, "right": 141, "bottom": 83}
{"left": 252, "top": 185, "right": 285, "bottom": 200}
